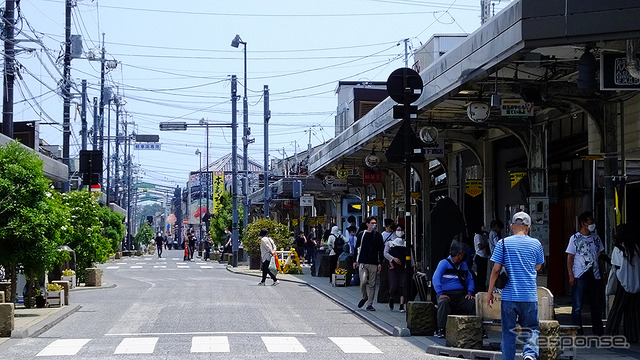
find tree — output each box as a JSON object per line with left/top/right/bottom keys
{"left": 99, "top": 206, "right": 125, "bottom": 253}
{"left": 0, "top": 141, "right": 67, "bottom": 302}
{"left": 61, "top": 190, "right": 111, "bottom": 281}
{"left": 242, "top": 218, "right": 292, "bottom": 258}
{"left": 134, "top": 223, "right": 154, "bottom": 249}
{"left": 208, "top": 190, "right": 243, "bottom": 247}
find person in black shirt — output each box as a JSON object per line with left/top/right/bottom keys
{"left": 352, "top": 216, "right": 384, "bottom": 311}
{"left": 294, "top": 231, "right": 307, "bottom": 265}
{"left": 155, "top": 232, "right": 164, "bottom": 258}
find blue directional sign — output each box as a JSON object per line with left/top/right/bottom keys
{"left": 134, "top": 143, "right": 161, "bottom": 150}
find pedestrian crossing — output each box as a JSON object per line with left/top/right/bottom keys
{"left": 35, "top": 336, "right": 383, "bottom": 356}
{"left": 103, "top": 258, "right": 218, "bottom": 270}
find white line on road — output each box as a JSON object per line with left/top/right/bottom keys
{"left": 191, "top": 336, "right": 230, "bottom": 353}
{"left": 153, "top": 265, "right": 166, "bottom": 268}
{"left": 114, "top": 337, "right": 158, "bottom": 354}
{"left": 171, "top": 258, "right": 180, "bottom": 260}
{"left": 130, "top": 266, "right": 143, "bottom": 269}
{"left": 177, "top": 265, "right": 190, "bottom": 268}
{"left": 36, "top": 339, "right": 91, "bottom": 356}
{"left": 105, "top": 266, "right": 120, "bottom": 270}
{"left": 329, "top": 337, "right": 382, "bottom": 353}
{"left": 261, "top": 337, "right": 306, "bottom": 353}
{"left": 116, "top": 262, "right": 126, "bottom": 265}
{"left": 105, "top": 331, "right": 316, "bottom": 336}
{"left": 200, "top": 266, "right": 213, "bottom": 269}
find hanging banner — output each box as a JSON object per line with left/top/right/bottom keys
{"left": 317, "top": 216, "right": 326, "bottom": 225}
{"left": 292, "top": 219, "right": 299, "bottom": 226}
{"left": 510, "top": 172, "right": 526, "bottom": 188}
{"left": 366, "top": 200, "right": 385, "bottom": 208}
{"left": 465, "top": 180, "right": 483, "bottom": 197}
{"left": 501, "top": 99, "right": 534, "bottom": 117}
{"left": 212, "top": 171, "right": 224, "bottom": 214}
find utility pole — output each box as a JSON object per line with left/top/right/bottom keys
{"left": 80, "top": 80, "right": 87, "bottom": 150}
{"left": 231, "top": 75, "right": 240, "bottom": 267}
{"left": 98, "top": 33, "right": 106, "bottom": 153}
{"left": 62, "top": 0, "right": 72, "bottom": 192}
{"left": 263, "top": 85, "right": 270, "bottom": 218}
{"left": 92, "top": 97, "right": 98, "bottom": 150}
{"left": 242, "top": 46, "right": 250, "bottom": 232}
{"left": 106, "top": 99, "right": 111, "bottom": 204}
{"left": 115, "top": 98, "right": 121, "bottom": 205}
{"left": 2, "top": 0, "right": 15, "bottom": 138}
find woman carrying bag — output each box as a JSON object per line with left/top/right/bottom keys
{"left": 605, "top": 223, "right": 640, "bottom": 343}
{"left": 258, "top": 228, "right": 280, "bottom": 286}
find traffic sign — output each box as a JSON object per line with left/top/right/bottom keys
{"left": 159, "top": 122, "right": 188, "bottom": 131}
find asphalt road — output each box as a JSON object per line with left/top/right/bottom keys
{"left": 0, "top": 249, "right": 428, "bottom": 359}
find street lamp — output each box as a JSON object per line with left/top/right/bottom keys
{"left": 231, "top": 34, "right": 251, "bottom": 231}
{"left": 195, "top": 149, "right": 202, "bottom": 241}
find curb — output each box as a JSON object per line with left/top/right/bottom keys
{"left": 11, "top": 305, "right": 81, "bottom": 339}
{"left": 225, "top": 265, "right": 394, "bottom": 336}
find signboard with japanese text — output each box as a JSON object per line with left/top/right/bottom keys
{"left": 424, "top": 143, "right": 445, "bottom": 158}
{"left": 600, "top": 52, "right": 640, "bottom": 90}
{"left": 134, "top": 143, "right": 161, "bottom": 150}
{"left": 212, "top": 171, "right": 224, "bottom": 214}
{"left": 300, "top": 195, "right": 314, "bottom": 207}
{"left": 501, "top": 99, "right": 534, "bottom": 117}
{"left": 465, "top": 180, "right": 483, "bottom": 197}
{"left": 510, "top": 172, "right": 526, "bottom": 188}
{"left": 363, "top": 169, "right": 382, "bottom": 184}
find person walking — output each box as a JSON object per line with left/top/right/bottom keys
{"left": 487, "top": 211, "right": 544, "bottom": 360}
{"left": 474, "top": 227, "right": 490, "bottom": 292}
{"left": 605, "top": 223, "right": 640, "bottom": 343}
{"left": 566, "top": 211, "right": 604, "bottom": 336}
{"left": 258, "top": 228, "right": 279, "bottom": 286}
{"left": 188, "top": 230, "right": 197, "bottom": 260}
{"left": 432, "top": 242, "right": 476, "bottom": 338}
{"left": 155, "top": 232, "right": 164, "bottom": 258}
{"left": 294, "top": 231, "right": 307, "bottom": 265}
{"left": 385, "top": 224, "right": 408, "bottom": 312}
{"left": 306, "top": 227, "right": 318, "bottom": 272}
{"left": 353, "top": 216, "right": 384, "bottom": 311}
{"left": 327, "top": 226, "right": 345, "bottom": 282}
{"left": 203, "top": 234, "right": 212, "bottom": 261}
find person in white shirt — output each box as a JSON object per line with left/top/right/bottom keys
{"left": 473, "top": 228, "right": 490, "bottom": 292}
{"left": 605, "top": 223, "right": 640, "bottom": 343}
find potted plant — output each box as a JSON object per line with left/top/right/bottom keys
{"left": 35, "top": 289, "right": 46, "bottom": 308}
{"left": 46, "top": 283, "right": 64, "bottom": 307}
{"left": 242, "top": 218, "right": 292, "bottom": 270}
{"left": 61, "top": 269, "right": 76, "bottom": 289}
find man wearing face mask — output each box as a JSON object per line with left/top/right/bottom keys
{"left": 353, "top": 216, "right": 385, "bottom": 311}
{"left": 566, "top": 211, "right": 604, "bottom": 335}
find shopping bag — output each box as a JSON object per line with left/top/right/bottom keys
{"left": 269, "top": 256, "right": 277, "bottom": 273}
{"left": 605, "top": 266, "right": 619, "bottom": 296}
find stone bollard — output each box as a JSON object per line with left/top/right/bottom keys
{"left": 539, "top": 320, "right": 560, "bottom": 360}
{"left": 115, "top": 252, "right": 122, "bottom": 259}
{"left": 210, "top": 253, "right": 220, "bottom": 261}
{"left": 0, "top": 292, "right": 4, "bottom": 303}
{"left": 0, "top": 303, "right": 14, "bottom": 337}
{"left": 85, "top": 268, "right": 103, "bottom": 287}
{"left": 53, "top": 281, "right": 70, "bottom": 305}
{"left": 406, "top": 301, "right": 437, "bottom": 336}
{"left": 0, "top": 283, "right": 10, "bottom": 304}
{"left": 446, "top": 315, "right": 482, "bottom": 349}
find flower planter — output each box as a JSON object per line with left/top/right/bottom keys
{"left": 61, "top": 275, "right": 76, "bottom": 289}
{"left": 47, "top": 290, "right": 64, "bottom": 307}
{"left": 332, "top": 274, "right": 347, "bottom": 287}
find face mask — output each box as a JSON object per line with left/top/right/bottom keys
{"left": 396, "top": 231, "right": 404, "bottom": 237}
{"left": 587, "top": 224, "right": 596, "bottom": 232}
{"left": 369, "top": 224, "right": 376, "bottom": 231}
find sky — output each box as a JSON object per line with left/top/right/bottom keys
{"left": 13, "top": 0, "right": 511, "bottom": 191}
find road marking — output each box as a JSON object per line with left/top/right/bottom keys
{"left": 105, "top": 266, "right": 119, "bottom": 270}
{"left": 130, "top": 266, "right": 143, "bottom": 269}
{"left": 136, "top": 262, "right": 147, "bottom": 265}
{"left": 36, "top": 339, "right": 91, "bottom": 356}
{"left": 196, "top": 262, "right": 206, "bottom": 265}
{"left": 177, "top": 265, "right": 190, "bottom": 269}
{"left": 116, "top": 262, "right": 126, "bottom": 265}
{"left": 114, "top": 337, "right": 158, "bottom": 354}
{"left": 144, "top": 258, "right": 152, "bottom": 261}
{"left": 200, "top": 266, "right": 213, "bottom": 269}
{"left": 171, "top": 258, "right": 180, "bottom": 260}
{"left": 105, "top": 331, "right": 316, "bottom": 336}
{"left": 329, "top": 337, "right": 382, "bottom": 353}
{"left": 153, "top": 265, "right": 166, "bottom": 268}
{"left": 191, "top": 336, "right": 230, "bottom": 353}
{"left": 261, "top": 337, "right": 306, "bottom": 353}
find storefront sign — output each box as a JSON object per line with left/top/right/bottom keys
{"left": 363, "top": 169, "right": 382, "bottom": 184}
{"left": 331, "top": 178, "right": 348, "bottom": 191}
{"left": 510, "top": 172, "right": 526, "bottom": 188}
{"left": 300, "top": 195, "right": 314, "bottom": 207}
{"left": 600, "top": 52, "right": 640, "bottom": 90}
{"left": 425, "top": 143, "right": 445, "bottom": 158}
{"left": 366, "top": 200, "right": 385, "bottom": 208}
{"left": 465, "top": 180, "right": 483, "bottom": 197}
{"left": 501, "top": 99, "right": 534, "bottom": 117}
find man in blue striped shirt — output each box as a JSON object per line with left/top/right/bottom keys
{"left": 488, "top": 211, "right": 544, "bottom": 360}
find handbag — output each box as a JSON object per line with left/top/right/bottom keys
{"left": 494, "top": 239, "right": 510, "bottom": 289}
{"left": 605, "top": 265, "right": 619, "bottom": 296}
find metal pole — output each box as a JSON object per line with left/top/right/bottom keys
{"left": 263, "top": 85, "right": 270, "bottom": 218}
{"left": 242, "top": 42, "right": 249, "bottom": 230}
{"left": 99, "top": 34, "right": 106, "bottom": 152}
{"left": 402, "top": 68, "right": 413, "bottom": 300}
{"left": 80, "top": 80, "right": 87, "bottom": 150}
{"left": 62, "top": 0, "right": 72, "bottom": 192}
{"left": 206, "top": 123, "right": 210, "bottom": 220}
{"left": 114, "top": 99, "right": 120, "bottom": 205}
{"left": 2, "top": 0, "right": 15, "bottom": 138}
{"left": 92, "top": 97, "right": 98, "bottom": 150}
{"left": 106, "top": 100, "right": 111, "bottom": 204}
{"left": 198, "top": 150, "right": 202, "bottom": 244}
{"left": 231, "top": 75, "right": 240, "bottom": 267}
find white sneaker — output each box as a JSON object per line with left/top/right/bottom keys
{"left": 272, "top": 280, "right": 280, "bottom": 286}
{"left": 258, "top": 282, "right": 265, "bottom": 286}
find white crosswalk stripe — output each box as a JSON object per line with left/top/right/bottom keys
{"left": 190, "top": 336, "right": 230, "bottom": 353}
{"left": 329, "top": 337, "right": 382, "bottom": 353}
{"left": 114, "top": 337, "right": 158, "bottom": 354}
{"left": 262, "top": 336, "right": 306, "bottom": 353}
{"left": 153, "top": 265, "right": 166, "bottom": 268}
{"left": 105, "top": 266, "right": 119, "bottom": 269}
{"left": 130, "top": 266, "right": 142, "bottom": 269}
{"left": 36, "top": 339, "right": 91, "bottom": 356}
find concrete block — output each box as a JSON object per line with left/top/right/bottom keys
{"left": 0, "top": 283, "right": 11, "bottom": 303}
{"left": 85, "top": 268, "right": 103, "bottom": 287}
{"left": 446, "top": 315, "right": 482, "bottom": 349}
{"left": 539, "top": 320, "right": 560, "bottom": 360}
{"left": 115, "top": 252, "right": 122, "bottom": 259}
{"left": 53, "top": 281, "right": 70, "bottom": 305}
{"left": 0, "top": 303, "right": 14, "bottom": 337}
{"left": 0, "top": 291, "right": 4, "bottom": 303}
{"left": 210, "top": 253, "right": 220, "bottom": 261}
{"left": 406, "top": 301, "right": 436, "bottom": 336}
{"left": 427, "top": 345, "right": 504, "bottom": 360}
{"left": 392, "top": 326, "right": 411, "bottom": 337}
{"left": 47, "top": 290, "right": 64, "bottom": 307}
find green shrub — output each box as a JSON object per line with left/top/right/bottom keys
{"left": 242, "top": 218, "right": 292, "bottom": 257}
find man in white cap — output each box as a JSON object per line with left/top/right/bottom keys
{"left": 487, "top": 211, "right": 544, "bottom": 360}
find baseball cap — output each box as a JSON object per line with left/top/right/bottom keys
{"left": 512, "top": 211, "right": 531, "bottom": 226}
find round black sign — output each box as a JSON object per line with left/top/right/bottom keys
{"left": 386, "top": 68, "right": 423, "bottom": 104}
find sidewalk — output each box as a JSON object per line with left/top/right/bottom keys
{"left": 227, "top": 262, "right": 640, "bottom": 360}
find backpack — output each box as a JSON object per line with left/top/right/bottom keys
{"left": 333, "top": 235, "right": 345, "bottom": 255}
